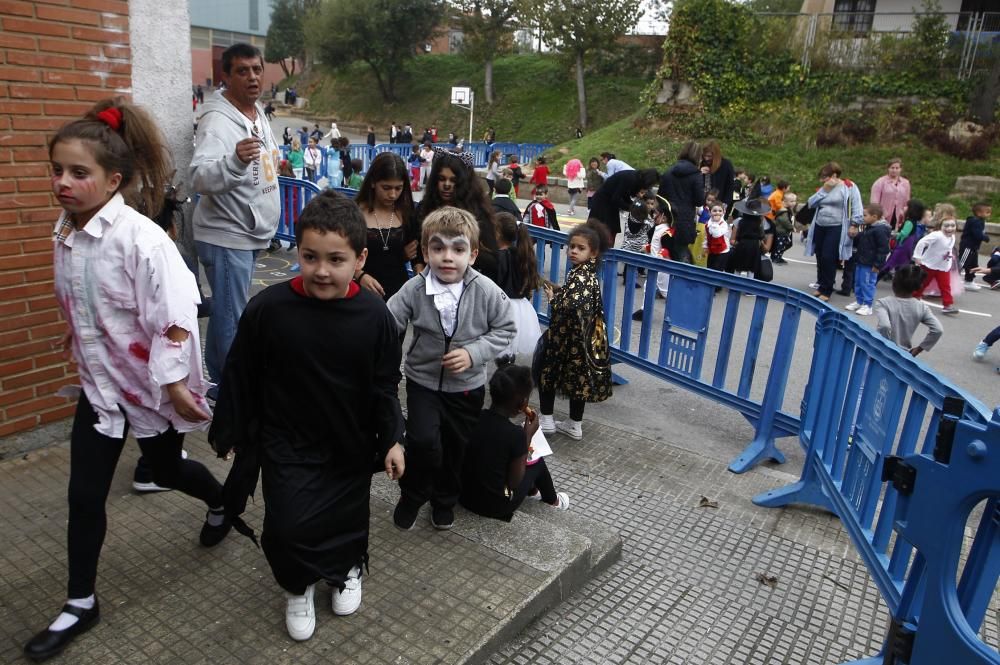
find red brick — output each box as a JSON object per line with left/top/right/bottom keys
{"left": 0, "top": 211, "right": 19, "bottom": 225}
{"left": 38, "top": 402, "right": 76, "bottom": 424}
{"left": 0, "top": 193, "right": 52, "bottom": 210}
{"left": 37, "top": 38, "right": 100, "bottom": 56}
{"left": 0, "top": 239, "right": 21, "bottom": 256}
{"left": 0, "top": 133, "right": 46, "bottom": 147}
{"left": 0, "top": 181, "right": 13, "bottom": 194}
{"left": 26, "top": 295, "right": 57, "bottom": 312}
{"left": 0, "top": 272, "right": 26, "bottom": 287}
{"left": 0, "top": 281, "right": 53, "bottom": 302}
{"left": 0, "top": 330, "right": 30, "bottom": 349}
{"left": 2, "top": 18, "right": 72, "bottom": 38}
{"left": 42, "top": 101, "right": 93, "bottom": 117}
{"left": 2, "top": 365, "right": 64, "bottom": 390}
{"left": 30, "top": 320, "right": 68, "bottom": 340}
{"left": 71, "top": 0, "right": 127, "bottom": 13}
{"left": 76, "top": 87, "right": 125, "bottom": 101}
{"left": 102, "top": 75, "right": 130, "bottom": 89}
{"left": 0, "top": 340, "right": 53, "bottom": 364}
{"left": 0, "top": 251, "right": 53, "bottom": 270}
{"left": 18, "top": 179, "right": 53, "bottom": 194}
{"left": 13, "top": 148, "right": 49, "bottom": 162}
{"left": 5, "top": 394, "right": 72, "bottom": 419}
{"left": 7, "top": 53, "right": 76, "bottom": 70}
{"left": 102, "top": 45, "right": 130, "bottom": 60}
{"left": 24, "top": 266, "right": 55, "bottom": 281}
{"left": 20, "top": 207, "right": 60, "bottom": 222}
{"left": 0, "top": 66, "right": 40, "bottom": 83}
{"left": 33, "top": 349, "right": 68, "bottom": 369}
{"left": 71, "top": 26, "right": 128, "bottom": 44}
{"left": 74, "top": 57, "right": 130, "bottom": 74}
{"left": 0, "top": 299, "right": 27, "bottom": 316}
{"left": 0, "top": 415, "right": 39, "bottom": 437}
{"left": 0, "top": 0, "right": 36, "bottom": 17}
{"left": 12, "top": 117, "right": 65, "bottom": 131}
{"left": 0, "top": 223, "right": 50, "bottom": 240}
{"left": 9, "top": 84, "right": 76, "bottom": 101}
{"left": 35, "top": 0, "right": 73, "bottom": 5}
{"left": 36, "top": 5, "right": 102, "bottom": 26}
{"left": 0, "top": 101, "right": 44, "bottom": 115}
{"left": 21, "top": 238, "right": 53, "bottom": 253}
{"left": 0, "top": 163, "right": 48, "bottom": 179}
{"left": 100, "top": 14, "right": 127, "bottom": 31}
{"left": 0, "top": 33, "right": 36, "bottom": 51}
{"left": 0, "top": 358, "right": 33, "bottom": 376}
{"left": 35, "top": 374, "right": 75, "bottom": 396}
{"left": 43, "top": 70, "right": 103, "bottom": 87}
{"left": 0, "top": 386, "right": 34, "bottom": 407}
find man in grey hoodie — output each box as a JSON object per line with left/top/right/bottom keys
{"left": 190, "top": 43, "right": 281, "bottom": 396}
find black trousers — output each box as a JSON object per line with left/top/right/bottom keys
{"left": 771, "top": 234, "right": 792, "bottom": 261}
{"left": 400, "top": 381, "right": 485, "bottom": 510}
{"left": 812, "top": 225, "right": 842, "bottom": 296}
{"left": 67, "top": 392, "right": 223, "bottom": 598}
{"left": 539, "top": 390, "right": 585, "bottom": 421}
{"left": 840, "top": 256, "right": 856, "bottom": 293}
{"left": 959, "top": 244, "right": 980, "bottom": 282}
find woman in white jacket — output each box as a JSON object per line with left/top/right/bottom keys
{"left": 322, "top": 121, "right": 341, "bottom": 146}
{"left": 913, "top": 203, "right": 959, "bottom": 314}
{"left": 563, "top": 158, "right": 586, "bottom": 215}
{"left": 303, "top": 137, "right": 322, "bottom": 182}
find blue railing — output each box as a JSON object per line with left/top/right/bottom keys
{"left": 524, "top": 224, "right": 999, "bottom": 665}
{"left": 274, "top": 176, "right": 356, "bottom": 243}
{"left": 279, "top": 142, "right": 553, "bottom": 177}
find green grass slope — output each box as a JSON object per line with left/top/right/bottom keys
{"left": 302, "top": 54, "right": 647, "bottom": 144}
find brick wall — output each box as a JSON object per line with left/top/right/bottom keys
{"left": 0, "top": 0, "right": 131, "bottom": 437}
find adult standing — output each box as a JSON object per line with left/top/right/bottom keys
{"left": 323, "top": 120, "right": 341, "bottom": 147}
{"left": 869, "top": 157, "right": 910, "bottom": 229}
{"left": 658, "top": 141, "right": 705, "bottom": 264}
{"left": 701, "top": 141, "right": 736, "bottom": 215}
{"left": 190, "top": 43, "right": 281, "bottom": 398}
{"left": 600, "top": 152, "right": 633, "bottom": 178}
{"left": 389, "top": 122, "right": 399, "bottom": 144}
{"left": 589, "top": 167, "right": 659, "bottom": 238}
{"left": 804, "top": 161, "right": 863, "bottom": 301}
{"left": 354, "top": 153, "right": 420, "bottom": 300}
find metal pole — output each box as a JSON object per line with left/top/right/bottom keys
{"left": 469, "top": 91, "right": 474, "bottom": 146}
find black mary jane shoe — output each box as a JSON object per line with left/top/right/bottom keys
{"left": 24, "top": 599, "right": 100, "bottom": 662}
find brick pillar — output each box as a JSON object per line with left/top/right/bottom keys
{"left": 0, "top": 1, "right": 132, "bottom": 438}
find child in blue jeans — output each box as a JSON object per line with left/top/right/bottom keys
{"left": 845, "top": 203, "right": 891, "bottom": 317}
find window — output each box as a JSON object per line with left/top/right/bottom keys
{"left": 191, "top": 26, "right": 211, "bottom": 50}
{"left": 833, "top": 0, "right": 875, "bottom": 33}
{"left": 249, "top": 0, "right": 259, "bottom": 32}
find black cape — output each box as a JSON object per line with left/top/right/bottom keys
{"left": 210, "top": 280, "right": 404, "bottom": 592}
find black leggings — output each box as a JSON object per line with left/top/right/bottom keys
{"left": 539, "top": 390, "right": 585, "bottom": 421}
{"left": 67, "top": 392, "right": 223, "bottom": 598}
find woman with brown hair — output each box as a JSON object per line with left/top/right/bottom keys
{"left": 700, "top": 141, "right": 736, "bottom": 214}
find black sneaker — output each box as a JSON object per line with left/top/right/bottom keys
{"left": 200, "top": 509, "right": 232, "bottom": 547}
{"left": 431, "top": 506, "right": 454, "bottom": 530}
{"left": 631, "top": 309, "right": 644, "bottom": 321}
{"left": 393, "top": 500, "right": 419, "bottom": 531}
{"left": 132, "top": 450, "right": 188, "bottom": 493}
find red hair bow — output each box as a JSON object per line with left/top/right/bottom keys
{"left": 96, "top": 107, "right": 123, "bottom": 131}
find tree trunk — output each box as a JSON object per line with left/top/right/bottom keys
{"left": 279, "top": 59, "right": 291, "bottom": 78}
{"left": 364, "top": 60, "right": 393, "bottom": 103}
{"left": 575, "top": 50, "right": 588, "bottom": 130}
{"left": 970, "top": 53, "right": 1000, "bottom": 124}
{"left": 485, "top": 58, "right": 494, "bottom": 105}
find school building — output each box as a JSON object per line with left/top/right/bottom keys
{"left": 0, "top": 1, "right": 193, "bottom": 444}
{"left": 189, "top": 0, "right": 286, "bottom": 91}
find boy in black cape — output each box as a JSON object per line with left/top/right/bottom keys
{"left": 210, "top": 190, "right": 405, "bottom": 642}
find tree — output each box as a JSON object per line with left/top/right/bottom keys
{"left": 530, "top": 0, "right": 642, "bottom": 129}
{"left": 266, "top": 0, "right": 306, "bottom": 78}
{"left": 307, "top": 0, "right": 444, "bottom": 103}
{"left": 456, "top": 0, "right": 518, "bottom": 104}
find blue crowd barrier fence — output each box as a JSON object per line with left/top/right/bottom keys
{"left": 275, "top": 177, "right": 356, "bottom": 243}
{"left": 524, "top": 224, "right": 999, "bottom": 664}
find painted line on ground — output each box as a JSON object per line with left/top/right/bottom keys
{"left": 922, "top": 300, "right": 993, "bottom": 318}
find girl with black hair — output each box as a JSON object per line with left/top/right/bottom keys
{"left": 881, "top": 199, "right": 927, "bottom": 280}
{"left": 460, "top": 364, "right": 569, "bottom": 521}
{"left": 538, "top": 220, "right": 614, "bottom": 441}
{"left": 354, "top": 152, "right": 420, "bottom": 299}
{"left": 418, "top": 152, "right": 500, "bottom": 281}
{"left": 495, "top": 212, "right": 542, "bottom": 357}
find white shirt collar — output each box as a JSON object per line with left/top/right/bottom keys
{"left": 425, "top": 270, "right": 464, "bottom": 297}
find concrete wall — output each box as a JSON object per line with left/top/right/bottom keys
{"left": 130, "top": 0, "right": 194, "bottom": 188}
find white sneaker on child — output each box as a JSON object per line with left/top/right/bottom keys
{"left": 554, "top": 492, "right": 571, "bottom": 511}
{"left": 555, "top": 420, "right": 582, "bottom": 440}
{"left": 332, "top": 565, "right": 362, "bottom": 616}
{"left": 539, "top": 414, "right": 556, "bottom": 434}
{"left": 285, "top": 584, "right": 316, "bottom": 641}
{"left": 856, "top": 305, "right": 873, "bottom": 316}
{"left": 966, "top": 282, "right": 982, "bottom": 291}
{"left": 844, "top": 302, "right": 861, "bottom": 311}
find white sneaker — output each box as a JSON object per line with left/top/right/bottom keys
{"left": 554, "top": 492, "right": 571, "bottom": 511}
{"left": 555, "top": 420, "right": 582, "bottom": 440}
{"left": 856, "top": 305, "right": 873, "bottom": 316}
{"left": 844, "top": 302, "right": 861, "bottom": 311}
{"left": 285, "top": 584, "right": 316, "bottom": 641}
{"left": 332, "top": 566, "right": 362, "bottom": 616}
{"left": 808, "top": 282, "right": 820, "bottom": 290}
{"left": 539, "top": 414, "right": 556, "bottom": 434}
{"left": 966, "top": 282, "right": 982, "bottom": 291}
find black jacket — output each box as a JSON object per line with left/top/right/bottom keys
{"left": 855, "top": 221, "right": 892, "bottom": 268}
{"left": 659, "top": 160, "right": 704, "bottom": 245}
{"left": 708, "top": 158, "right": 736, "bottom": 212}
{"left": 960, "top": 215, "right": 990, "bottom": 249}
{"left": 492, "top": 195, "right": 522, "bottom": 219}
{"left": 590, "top": 170, "right": 649, "bottom": 236}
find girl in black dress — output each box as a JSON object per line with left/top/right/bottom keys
{"left": 354, "top": 153, "right": 420, "bottom": 299}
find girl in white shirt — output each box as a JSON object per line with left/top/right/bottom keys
{"left": 914, "top": 203, "right": 959, "bottom": 314}
{"left": 23, "top": 98, "right": 229, "bottom": 662}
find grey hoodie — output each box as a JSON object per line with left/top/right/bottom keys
{"left": 190, "top": 90, "right": 281, "bottom": 250}
{"left": 387, "top": 267, "right": 515, "bottom": 393}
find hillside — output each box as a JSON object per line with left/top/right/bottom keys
{"left": 298, "top": 54, "right": 649, "bottom": 144}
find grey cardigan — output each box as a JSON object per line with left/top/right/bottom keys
{"left": 387, "top": 267, "right": 515, "bottom": 393}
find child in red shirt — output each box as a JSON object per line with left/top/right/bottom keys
{"left": 529, "top": 156, "right": 550, "bottom": 196}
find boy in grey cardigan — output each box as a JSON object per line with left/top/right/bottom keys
{"left": 873, "top": 265, "right": 942, "bottom": 357}
{"left": 387, "top": 207, "right": 515, "bottom": 531}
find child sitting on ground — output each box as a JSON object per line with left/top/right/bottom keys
{"left": 873, "top": 264, "right": 942, "bottom": 357}
{"left": 210, "top": 190, "right": 406, "bottom": 642}
{"left": 460, "top": 364, "right": 570, "bottom": 521}
{"left": 387, "top": 207, "right": 516, "bottom": 531}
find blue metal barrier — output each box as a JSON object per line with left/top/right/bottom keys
{"left": 275, "top": 177, "right": 357, "bottom": 242}
{"left": 523, "top": 224, "right": 999, "bottom": 664}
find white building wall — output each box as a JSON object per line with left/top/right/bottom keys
{"left": 130, "top": 0, "right": 194, "bottom": 187}
{"left": 872, "top": 0, "right": 963, "bottom": 31}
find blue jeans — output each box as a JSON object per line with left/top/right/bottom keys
{"left": 854, "top": 264, "right": 878, "bottom": 306}
{"left": 196, "top": 241, "right": 257, "bottom": 385}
